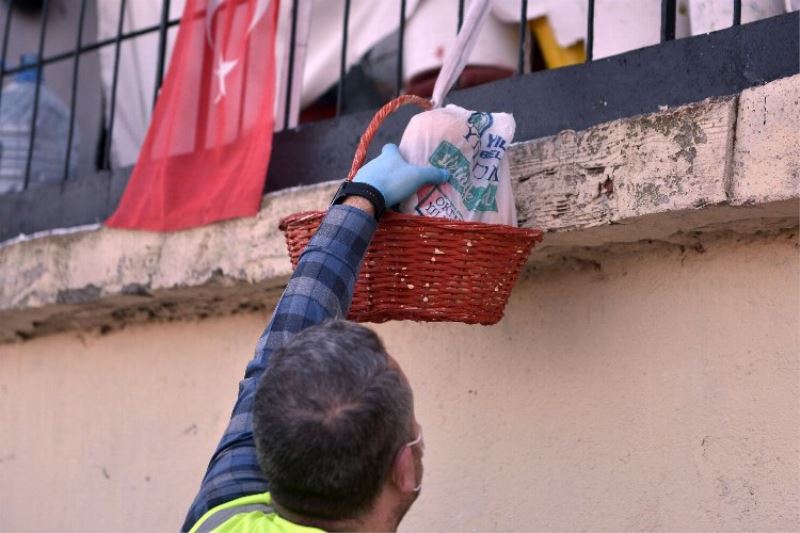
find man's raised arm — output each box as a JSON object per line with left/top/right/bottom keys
{"left": 181, "top": 145, "right": 448, "bottom": 530}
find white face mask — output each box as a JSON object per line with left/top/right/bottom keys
{"left": 405, "top": 428, "right": 424, "bottom": 492}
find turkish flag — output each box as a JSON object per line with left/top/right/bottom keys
{"left": 106, "top": 0, "right": 280, "bottom": 231}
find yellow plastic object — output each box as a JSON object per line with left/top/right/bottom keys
{"left": 530, "top": 17, "right": 586, "bottom": 69}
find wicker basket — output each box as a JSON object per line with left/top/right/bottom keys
{"left": 279, "top": 95, "right": 543, "bottom": 325}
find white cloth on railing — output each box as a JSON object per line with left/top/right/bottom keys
{"left": 687, "top": 0, "right": 786, "bottom": 34}
{"left": 404, "top": 0, "right": 520, "bottom": 83}
{"left": 493, "top": 0, "right": 793, "bottom": 61}
{"left": 95, "top": 0, "right": 796, "bottom": 168}
{"left": 96, "top": 0, "right": 421, "bottom": 165}
{"left": 96, "top": 0, "right": 184, "bottom": 168}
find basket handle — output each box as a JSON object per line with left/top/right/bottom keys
{"left": 346, "top": 94, "right": 432, "bottom": 181}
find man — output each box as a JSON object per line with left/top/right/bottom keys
{"left": 182, "top": 144, "right": 451, "bottom": 532}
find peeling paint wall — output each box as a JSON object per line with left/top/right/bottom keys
{"left": 3, "top": 76, "right": 798, "bottom": 343}
{"left": 0, "top": 232, "right": 797, "bottom": 531}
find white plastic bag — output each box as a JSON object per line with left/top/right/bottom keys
{"left": 395, "top": 0, "right": 517, "bottom": 226}
{"left": 398, "top": 104, "right": 518, "bottom": 226}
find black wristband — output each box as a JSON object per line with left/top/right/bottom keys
{"left": 331, "top": 181, "right": 386, "bottom": 220}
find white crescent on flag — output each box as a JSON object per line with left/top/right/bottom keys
{"left": 205, "top": 0, "right": 225, "bottom": 48}
{"left": 247, "top": 0, "right": 272, "bottom": 34}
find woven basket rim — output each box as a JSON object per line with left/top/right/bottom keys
{"left": 279, "top": 210, "right": 543, "bottom": 238}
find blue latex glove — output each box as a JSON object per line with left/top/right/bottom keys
{"left": 353, "top": 143, "right": 450, "bottom": 207}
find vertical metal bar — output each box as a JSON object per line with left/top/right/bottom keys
{"left": 733, "top": 0, "right": 742, "bottom": 26}
{"left": 661, "top": 0, "right": 677, "bottom": 42}
{"left": 396, "top": 0, "right": 406, "bottom": 96}
{"left": 104, "top": 0, "right": 127, "bottom": 170}
{"left": 336, "top": 0, "right": 350, "bottom": 117}
{"left": 62, "top": 0, "right": 88, "bottom": 181}
{"left": 586, "top": 0, "right": 595, "bottom": 61}
{"left": 453, "top": 0, "right": 465, "bottom": 90}
{"left": 153, "top": 0, "right": 171, "bottom": 107}
{"left": 23, "top": 0, "right": 50, "bottom": 190}
{"left": 0, "top": 0, "right": 15, "bottom": 116}
{"left": 517, "top": 0, "right": 528, "bottom": 74}
{"left": 283, "top": 0, "right": 299, "bottom": 129}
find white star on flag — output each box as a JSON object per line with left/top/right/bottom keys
{"left": 214, "top": 55, "right": 238, "bottom": 103}
{"left": 206, "top": 0, "right": 271, "bottom": 104}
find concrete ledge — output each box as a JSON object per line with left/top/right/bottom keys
{"left": 1, "top": 75, "right": 798, "bottom": 343}
{"left": 732, "top": 75, "right": 800, "bottom": 204}
{"left": 0, "top": 183, "right": 335, "bottom": 342}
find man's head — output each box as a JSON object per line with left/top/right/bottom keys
{"left": 253, "top": 320, "right": 423, "bottom": 530}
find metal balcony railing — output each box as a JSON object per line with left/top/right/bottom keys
{"left": 0, "top": 0, "right": 752, "bottom": 196}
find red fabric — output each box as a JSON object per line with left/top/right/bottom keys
{"left": 107, "top": 0, "right": 280, "bottom": 231}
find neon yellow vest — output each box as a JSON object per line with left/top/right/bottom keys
{"left": 189, "top": 493, "right": 324, "bottom": 533}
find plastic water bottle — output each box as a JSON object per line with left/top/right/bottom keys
{"left": 0, "top": 53, "right": 79, "bottom": 194}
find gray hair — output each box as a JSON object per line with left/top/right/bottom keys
{"left": 253, "top": 320, "right": 414, "bottom": 520}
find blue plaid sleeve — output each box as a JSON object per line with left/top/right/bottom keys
{"left": 181, "top": 205, "right": 377, "bottom": 531}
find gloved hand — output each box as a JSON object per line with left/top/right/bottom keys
{"left": 353, "top": 143, "right": 450, "bottom": 207}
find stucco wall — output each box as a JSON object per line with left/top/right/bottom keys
{"left": 0, "top": 231, "right": 797, "bottom": 531}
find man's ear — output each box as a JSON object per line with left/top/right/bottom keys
{"left": 391, "top": 446, "right": 417, "bottom": 493}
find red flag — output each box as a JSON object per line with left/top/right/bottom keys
{"left": 107, "top": 0, "right": 280, "bottom": 231}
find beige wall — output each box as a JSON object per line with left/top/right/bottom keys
{"left": 1, "top": 233, "right": 798, "bottom": 531}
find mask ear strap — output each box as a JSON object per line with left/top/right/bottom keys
{"left": 405, "top": 430, "right": 423, "bottom": 492}
{"left": 406, "top": 433, "right": 422, "bottom": 448}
